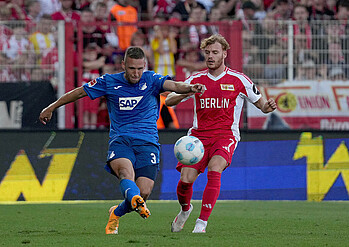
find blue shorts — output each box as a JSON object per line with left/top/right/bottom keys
{"left": 104, "top": 136, "right": 160, "bottom": 180}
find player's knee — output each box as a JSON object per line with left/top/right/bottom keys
{"left": 180, "top": 172, "right": 197, "bottom": 183}
{"left": 140, "top": 189, "right": 152, "bottom": 201}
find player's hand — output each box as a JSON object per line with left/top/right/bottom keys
{"left": 39, "top": 107, "right": 53, "bottom": 125}
{"left": 263, "top": 98, "right": 277, "bottom": 113}
{"left": 191, "top": 84, "right": 205, "bottom": 96}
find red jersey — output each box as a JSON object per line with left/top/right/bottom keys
{"left": 186, "top": 67, "right": 261, "bottom": 141}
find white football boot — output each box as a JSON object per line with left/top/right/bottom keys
{"left": 171, "top": 204, "right": 193, "bottom": 232}
{"left": 192, "top": 218, "right": 207, "bottom": 233}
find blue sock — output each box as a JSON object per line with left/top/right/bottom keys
{"left": 114, "top": 200, "right": 132, "bottom": 217}
{"left": 119, "top": 179, "right": 140, "bottom": 203}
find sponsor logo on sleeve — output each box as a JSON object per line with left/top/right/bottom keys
{"left": 88, "top": 79, "right": 98, "bottom": 87}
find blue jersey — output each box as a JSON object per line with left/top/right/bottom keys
{"left": 83, "top": 71, "right": 170, "bottom": 144}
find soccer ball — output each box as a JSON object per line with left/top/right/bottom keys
{"left": 174, "top": 136, "right": 204, "bottom": 165}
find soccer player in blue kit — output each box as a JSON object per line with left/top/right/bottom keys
{"left": 39, "top": 47, "right": 204, "bottom": 234}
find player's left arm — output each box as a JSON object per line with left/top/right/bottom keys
{"left": 253, "top": 97, "right": 277, "bottom": 113}
{"left": 163, "top": 80, "right": 204, "bottom": 94}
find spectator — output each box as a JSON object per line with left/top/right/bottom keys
{"left": 90, "top": 0, "right": 116, "bottom": 13}
{"left": 81, "top": 8, "right": 107, "bottom": 49}
{"left": 252, "top": 12, "right": 277, "bottom": 64}
{"left": 94, "top": 2, "right": 119, "bottom": 48}
{"left": 175, "top": 46, "right": 206, "bottom": 80}
{"left": 0, "top": 6, "right": 13, "bottom": 44}
{"left": 75, "top": 0, "right": 91, "bottom": 10}
{"left": 51, "top": 0, "right": 80, "bottom": 26}
{"left": 38, "top": 0, "right": 61, "bottom": 16}
{"left": 295, "top": 58, "right": 322, "bottom": 80}
{"left": 264, "top": 44, "right": 287, "bottom": 84}
{"left": 25, "top": 0, "right": 42, "bottom": 22}
{"left": 335, "top": 0, "right": 349, "bottom": 78}
{"left": 326, "top": 0, "right": 337, "bottom": 14}
{"left": 7, "top": 0, "right": 27, "bottom": 20}
{"left": 336, "top": 0, "right": 349, "bottom": 22}
{"left": 267, "top": 0, "right": 292, "bottom": 46}
{"left": 29, "top": 15, "right": 56, "bottom": 63}
{"left": 130, "top": 29, "right": 153, "bottom": 70}
{"left": 172, "top": 0, "right": 206, "bottom": 21}
{"left": 2, "top": 23, "right": 34, "bottom": 81}
{"left": 235, "top": 1, "right": 258, "bottom": 31}
{"left": 109, "top": 0, "right": 138, "bottom": 51}
{"left": 81, "top": 43, "right": 106, "bottom": 129}
{"left": 180, "top": 5, "right": 208, "bottom": 51}
{"left": 242, "top": 30, "right": 263, "bottom": 81}
{"left": 214, "top": 0, "right": 237, "bottom": 20}
{"left": 308, "top": 0, "right": 334, "bottom": 20}
{"left": 269, "top": 0, "right": 292, "bottom": 21}
{"left": 326, "top": 41, "right": 347, "bottom": 80}
{"left": 206, "top": 6, "right": 223, "bottom": 35}
{"left": 29, "top": 14, "right": 58, "bottom": 80}
{"left": 293, "top": 4, "right": 313, "bottom": 60}
{"left": 150, "top": 18, "right": 177, "bottom": 78}
{"left": 251, "top": 0, "right": 266, "bottom": 21}
{"left": 2, "top": 23, "right": 30, "bottom": 63}
{"left": 149, "top": 0, "right": 177, "bottom": 20}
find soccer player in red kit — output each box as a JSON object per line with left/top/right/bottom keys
{"left": 166, "top": 34, "right": 277, "bottom": 233}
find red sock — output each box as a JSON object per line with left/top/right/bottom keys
{"left": 199, "top": 171, "right": 221, "bottom": 221}
{"left": 177, "top": 180, "right": 193, "bottom": 211}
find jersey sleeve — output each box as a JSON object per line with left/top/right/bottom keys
{"left": 83, "top": 74, "right": 108, "bottom": 100}
{"left": 147, "top": 71, "right": 171, "bottom": 93}
{"left": 239, "top": 75, "right": 261, "bottom": 103}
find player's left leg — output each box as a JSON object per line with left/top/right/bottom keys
{"left": 105, "top": 158, "right": 140, "bottom": 234}
{"left": 193, "top": 155, "right": 227, "bottom": 233}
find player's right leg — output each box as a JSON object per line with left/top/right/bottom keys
{"left": 171, "top": 203, "right": 193, "bottom": 232}
{"left": 171, "top": 167, "right": 199, "bottom": 232}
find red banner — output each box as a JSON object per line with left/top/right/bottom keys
{"left": 248, "top": 81, "right": 349, "bottom": 130}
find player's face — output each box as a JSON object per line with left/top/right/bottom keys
{"left": 122, "top": 57, "right": 146, "bottom": 84}
{"left": 203, "top": 42, "right": 227, "bottom": 70}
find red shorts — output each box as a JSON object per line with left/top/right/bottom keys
{"left": 176, "top": 135, "right": 238, "bottom": 174}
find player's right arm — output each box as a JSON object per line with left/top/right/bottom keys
{"left": 39, "top": 86, "right": 87, "bottom": 125}
{"left": 164, "top": 92, "right": 194, "bottom": 106}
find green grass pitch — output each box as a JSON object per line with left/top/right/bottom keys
{"left": 1, "top": 200, "right": 349, "bottom": 246}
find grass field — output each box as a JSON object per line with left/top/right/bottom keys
{"left": 1, "top": 200, "right": 349, "bottom": 246}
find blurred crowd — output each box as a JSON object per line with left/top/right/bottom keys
{"left": 0, "top": 0, "right": 348, "bottom": 128}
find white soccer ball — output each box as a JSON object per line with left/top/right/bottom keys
{"left": 174, "top": 136, "right": 204, "bottom": 165}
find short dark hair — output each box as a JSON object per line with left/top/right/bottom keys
{"left": 124, "top": 46, "right": 145, "bottom": 60}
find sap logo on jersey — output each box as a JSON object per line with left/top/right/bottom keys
{"left": 119, "top": 96, "right": 143, "bottom": 110}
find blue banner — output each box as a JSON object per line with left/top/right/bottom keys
{"left": 160, "top": 133, "right": 349, "bottom": 201}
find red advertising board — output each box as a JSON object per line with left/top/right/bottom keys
{"left": 248, "top": 81, "right": 349, "bottom": 130}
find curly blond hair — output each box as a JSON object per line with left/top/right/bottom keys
{"left": 200, "top": 34, "right": 230, "bottom": 51}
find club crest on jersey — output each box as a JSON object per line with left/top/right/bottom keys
{"left": 88, "top": 79, "right": 98, "bottom": 87}
{"left": 220, "top": 84, "right": 235, "bottom": 91}
{"left": 139, "top": 82, "right": 147, "bottom": 90}
{"left": 119, "top": 96, "right": 143, "bottom": 110}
